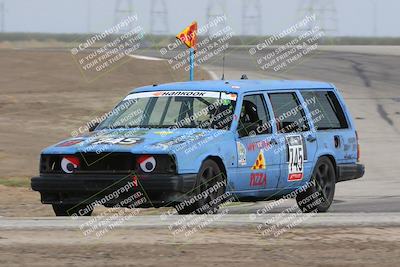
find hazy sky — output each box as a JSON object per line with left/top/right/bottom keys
{"left": 2, "top": 0, "right": 398, "bottom": 37}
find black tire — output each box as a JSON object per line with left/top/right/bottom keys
{"left": 52, "top": 204, "right": 93, "bottom": 216}
{"left": 175, "top": 159, "right": 226, "bottom": 215}
{"left": 296, "top": 157, "right": 336, "bottom": 213}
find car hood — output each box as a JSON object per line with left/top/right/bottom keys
{"left": 41, "top": 128, "right": 226, "bottom": 155}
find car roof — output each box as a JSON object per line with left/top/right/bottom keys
{"left": 129, "top": 80, "right": 334, "bottom": 95}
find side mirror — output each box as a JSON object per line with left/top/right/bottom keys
{"left": 88, "top": 122, "right": 99, "bottom": 132}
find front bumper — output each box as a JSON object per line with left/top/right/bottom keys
{"left": 336, "top": 163, "right": 365, "bottom": 182}
{"left": 31, "top": 173, "right": 197, "bottom": 207}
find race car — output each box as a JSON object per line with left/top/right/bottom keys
{"left": 31, "top": 80, "right": 364, "bottom": 216}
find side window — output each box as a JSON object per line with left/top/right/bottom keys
{"left": 301, "top": 91, "right": 348, "bottom": 130}
{"left": 269, "top": 92, "right": 310, "bottom": 133}
{"left": 238, "top": 94, "right": 271, "bottom": 137}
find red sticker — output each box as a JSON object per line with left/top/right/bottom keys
{"left": 288, "top": 173, "right": 303, "bottom": 181}
{"left": 250, "top": 173, "right": 267, "bottom": 187}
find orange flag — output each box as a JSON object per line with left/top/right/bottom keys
{"left": 176, "top": 21, "right": 198, "bottom": 50}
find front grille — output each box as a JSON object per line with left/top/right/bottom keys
{"left": 40, "top": 153, "right": 176, "bottom": 175}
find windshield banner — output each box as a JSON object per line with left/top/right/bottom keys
{"left": 124, "top": 91, "right": 237, "bottom": 101}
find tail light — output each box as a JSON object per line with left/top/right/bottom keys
{"left": 355, "top": 131, "right": 360, "bottom": 162}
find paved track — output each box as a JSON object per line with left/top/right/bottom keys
{"left": 1, "top": 213, "right": 400, "bottom": 229}
{"left": 3, "top": 46, "right": 400, "bottom": 228}
{"left": 137, "top": 46, "right": 400, "bottom": 214}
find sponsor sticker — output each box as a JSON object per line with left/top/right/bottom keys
{"left": 56, "top": 139, "right": 84, "bottom": 147}
{"left": 92, "top": 137, "right": 142, "bottom": 146}
{"left": 153, "top": 131, "right": 174, "bottom": 135}
{"left": 250, "top": 172, "right": 267, "bottom": 187}
{"left": 251, "top": 149, "right": 266, "bottom": 170}
{"left": 286, "top": 135, "right": 304, "bottom": 181}
{"left": 124, "top": 91, "right": 237, "bottom": 101}
{"left": 236, "top": 141, "right": 247, "bottom": 166}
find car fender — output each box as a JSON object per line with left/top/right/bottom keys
{"left": 175, "top": 131, "right": 236, "bottom": 174}
{"left": 314, "top": 149, "right": 337, "bottom": 170}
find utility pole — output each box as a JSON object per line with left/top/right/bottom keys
{"left": 206, "top": 0, "right": 227, "bottom": 37}
{"left": 372, "top": 0, "right": 378, "bottom": 36}
{"left": 150, "top": 0, "right": 169, "bottom": 35}
{"left": 114, "top": 0, "right": 135, "bottom": 32}
{"left": 242, "top": 0, "right": 262, "bottom": 36}
{"left": 0, "top": 2, "right": 4, "bottom": 32}
{"left": 87, "top": 0, "right": 91, "bottom": 33}
{"left": 296, "top": 0, "right": 338, "bottom": 37}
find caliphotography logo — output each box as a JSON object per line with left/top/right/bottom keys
{"left": 2, "top": 0, "right": 400, "bottom": 266}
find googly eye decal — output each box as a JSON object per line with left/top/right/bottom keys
{"left": 138, "top": 155, "right": 156, "bottom": 173}
{"left": 61, "top": 156, "right": 80, "bottom": 173}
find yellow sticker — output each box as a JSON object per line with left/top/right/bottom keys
{"left": 154, "top": 131, "right": 173, "bottom": 135}
{"left": 251, "top": 150, "right": 266, "bottom": 170}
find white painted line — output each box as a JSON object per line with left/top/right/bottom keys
{"left": 203, "top": 67, "right": 219, "bottom": 80}
{"left": 128, "top": 54, "right": 165, "bottom": 61}
{"left": 1, "top": 213, "right": 400, "bottom": 229}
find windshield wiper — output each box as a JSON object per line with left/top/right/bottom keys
{"left": 108, "top": 125, "right": 148, "bottom": 129}
{"left": 138, "top": 125, "right": 176, "bottom": 129}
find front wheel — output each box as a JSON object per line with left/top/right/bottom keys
{"left": 52, "top": 204, "right": 93, "bottom": 216}
{"left": 175, "top": 159, "right": 226, "bottom": 215}
{"left": 296, "top": 157, "right": 336, "bottom": 213}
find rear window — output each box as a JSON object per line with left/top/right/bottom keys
{"left": 301, "top": 90, "right": 348, "bottom": 130}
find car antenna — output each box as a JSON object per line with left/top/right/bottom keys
{"left": 221, "top": 50, "right": 225, "bottom": 80}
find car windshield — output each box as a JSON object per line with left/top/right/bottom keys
{"left": 97, "top": 90, "right": 237, "bottom": 130}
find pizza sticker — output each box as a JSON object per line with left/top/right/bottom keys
{"left": 251, "top": 150, "right": 266, "bottom": 170}
{"left": 286, "top": 135, "right": 304, "bottom": 181}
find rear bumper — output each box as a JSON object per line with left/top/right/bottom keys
{"left": 31, "top": 173, "right": 197, "bottom": 207}
{"left": 336, "top": 163, "right": 365, "bottom": 182}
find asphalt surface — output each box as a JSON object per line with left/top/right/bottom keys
{"left": 1, "top": 213, "right": 400, "bottom": 229}
{"left": 136, "top": 46, "right": 400, "bottom": 214}
{"left": 3, "top": 46, "right": 400, "bottom": 228}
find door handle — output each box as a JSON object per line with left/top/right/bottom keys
{"left": 306, "top": 135, "right": 316, "bottom": 142}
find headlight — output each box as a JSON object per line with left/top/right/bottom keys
{"left": 61, "top": 156, "right": 80, "bottom": 173}
{"left": 137, "top": 155, "right": 156, "bottom": 173}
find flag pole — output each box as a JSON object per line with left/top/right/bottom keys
{"left": 189, "top": 48, "right": 194, "bottom": 81}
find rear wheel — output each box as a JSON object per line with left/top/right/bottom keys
{"left": 175, "top": 159, "right": 226, "bottom": 215}
{"left": 52, "top": 204, "right": 93, "bottom": 216}
{"left": 296, "top": 157, "right": 336, "bottom": 213}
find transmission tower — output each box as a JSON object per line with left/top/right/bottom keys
{"left": 0, "top": 2, "right": 4, "bottom": 32}
{"left": 296, "top": 0, "right": 338, "bottom": 36}
{"left": 150, "top": 0, "right": 169, "bottom": 35}
{"left": 206, "top": 0, "right": 227, "bottom": 37}
{"left": 114, "top": 0, "right": 135, "bottom": 32}
{"left": 242, "top": 0, "right": 261, "bottom": 36}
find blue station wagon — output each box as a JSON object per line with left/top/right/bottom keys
{"left": 31, "top": 80, "right": 365, "bottom": 216}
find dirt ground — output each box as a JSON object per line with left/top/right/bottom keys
{"left": 0, "top": 49, "right": 209, "bottom": 180}
{"left": 0, "top": 49, "right": 209, "bottom": 216}
{"left": 0, "top": 227, "right": 399, "bottom": 266}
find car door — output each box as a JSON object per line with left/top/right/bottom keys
{"left": 268, "top": 91, "right": 318, "bottom": 189}
{"left": 234, "top": 93, "right": 281, "bottom": 192}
